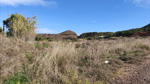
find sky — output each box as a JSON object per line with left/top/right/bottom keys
{"left": 0, "top": 0, "right": 150, "bottom": 35}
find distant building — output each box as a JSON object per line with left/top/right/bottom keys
{"left": 98, "top": 36, "right": 104, "bottom": 38}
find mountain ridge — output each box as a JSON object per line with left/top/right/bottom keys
{"left": 36, "top": 23, "right": 150, "bottom": 40}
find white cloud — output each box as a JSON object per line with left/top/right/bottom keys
{"left": 125, "top": 0, "right": 150, "bottom": 8}
{"left": 36, "top": 28, "right": 55, "bottom": 34}
{"left": 0, "top": 0, "right": 56, "bottom": 6}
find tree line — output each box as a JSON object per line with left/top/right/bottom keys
{"left": 78, "top": 24, "right": 150, "bottom": 39}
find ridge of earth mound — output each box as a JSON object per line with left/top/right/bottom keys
{"left": 60, "top": 30, "right": 77, "bottom": 35}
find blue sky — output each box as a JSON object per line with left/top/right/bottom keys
{"left": 0, "top": 0, "right": 150, "bottom": 35}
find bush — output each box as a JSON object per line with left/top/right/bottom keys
{"left": 70, "top": 37, "right": 78, "bottom": 41}
{"left": 3, "top": 14, "right": 37, "bottom": 42}
{"left": 34, "top": 42, "right": 41, "bottom": 49}
{"left": 35, "top": 35, "right": 42, "bottom": 41}
{"left": 138, "top": 44, "right": 150, "bottom": 50}
{"left": 42, "top": 42, "right": 49, "bottom": 48}
{"left": 87, "top": 37, "right": 94, "bottom": 40}
{"left": 118, "top": 50, "right": 146, "bottom": 64}
{"left": 3, "top": 72, "right": 29, "bottom": 84}
{"left": 47, "top": 37, "right": 53, "bottom": 41}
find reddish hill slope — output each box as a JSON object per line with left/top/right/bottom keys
{"left": 132, "top": 30, "right": 150, "bottom": 37}
{"left": 37, "top": 30, "right": 78, "bottom": 40}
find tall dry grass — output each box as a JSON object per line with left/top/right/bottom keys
{"left": 1, "top": 35, "right": 150, "bottom": 84}
{"left": 0, "top": 34, "right": 35, "bottom": 83}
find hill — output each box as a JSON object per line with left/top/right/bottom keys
{"left": 115, "top": 24, "right": 150, "bottom": 37}
{"left": 78, "top": 32, "right": 115, "bottom": 39}
{"left": 36, "top": 24, "right": 150, "bottom": 41}
{"left": 78, "top": 24, "right": 150, "bottom": 39}
{"left": 60, "top": 30, "right": 77, "bottom": 35}
{"left": 36, "top": 30, "right": 78, "bottom": 41}
{"left": 132, "top": 30, "right": 150, "bottom": 37}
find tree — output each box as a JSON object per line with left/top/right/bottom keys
{"left": 0, "top": 27, "right": 2, "bottom": 33}
{"left": 3, "top": 14, "right": 37, "bottom": 42}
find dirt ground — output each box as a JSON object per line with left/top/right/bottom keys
{"left": 111, "top": 56, "right": 150, "bottom": 84}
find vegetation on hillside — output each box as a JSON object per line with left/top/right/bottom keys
{"left": 34, "top": 24, "right": 150, "bottom": 41}
{"left": 115, "top": 24, "right": 150, "bottom": 37}
{"left": 36, "top": 30, "right": 78, "bottom": 41}
{"left": 78, "top": 32, "right": 115, "bottom": 39}
{"left": 78, "top": 24, "right": 150, "bottom": 40}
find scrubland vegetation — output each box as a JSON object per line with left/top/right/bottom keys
{"left": 0, "top": 14, "right": 150, "bottom": 84}
{"left": 1, "top": 34, "right": 150, "bottom": 84}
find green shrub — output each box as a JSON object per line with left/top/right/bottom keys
{"left": 42, "top": 42, "right": 49, "bottom": 48}
{"left": 70, "top": 37, "right": 78, "bottom": 41}
{"left": 3, "top": 72, "right": 28, "bottom": 84}
{"left": 35, "top": 35, "right": 42, "bottom": 41}
{"left": 114, "top": 60, "right": 122, "bottom": 65}
{"left": 34, "top": 42, "right": 41, "bottom": 49}
{"left": 118, "top": 50, "right": 146, "bottom": 64}
{"left": 138, "top": 44, "right": 150, "bottom": 50}
{"left": 78, "top": 57, "right": 90, "bottom": 67}
{"left": 87, "top": 37, "right": 94, "bottom": 40}
{"left": 26, "top": 52, "right": 33, "bottom": 64}
{"left": 75, "top": 44, "right": 81, "bottom": 48}
{"left": 47, "top": 37, "right": 53, "bottom": 41}
{"left": 115, "top": 48, "right": 125, "bottom": 55}
{"left": 119, "top": 56, "right": 132, "bottom": 62}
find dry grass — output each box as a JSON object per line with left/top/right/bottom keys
{"left": 0, "top": 35, "right": 35, "bottom": 83}
{"left": 1, "top": 35, "right": 150, "bottom": 84}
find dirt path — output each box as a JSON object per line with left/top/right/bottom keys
{"left": 111, "top": 58, "right": 150, "bottom": 84}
